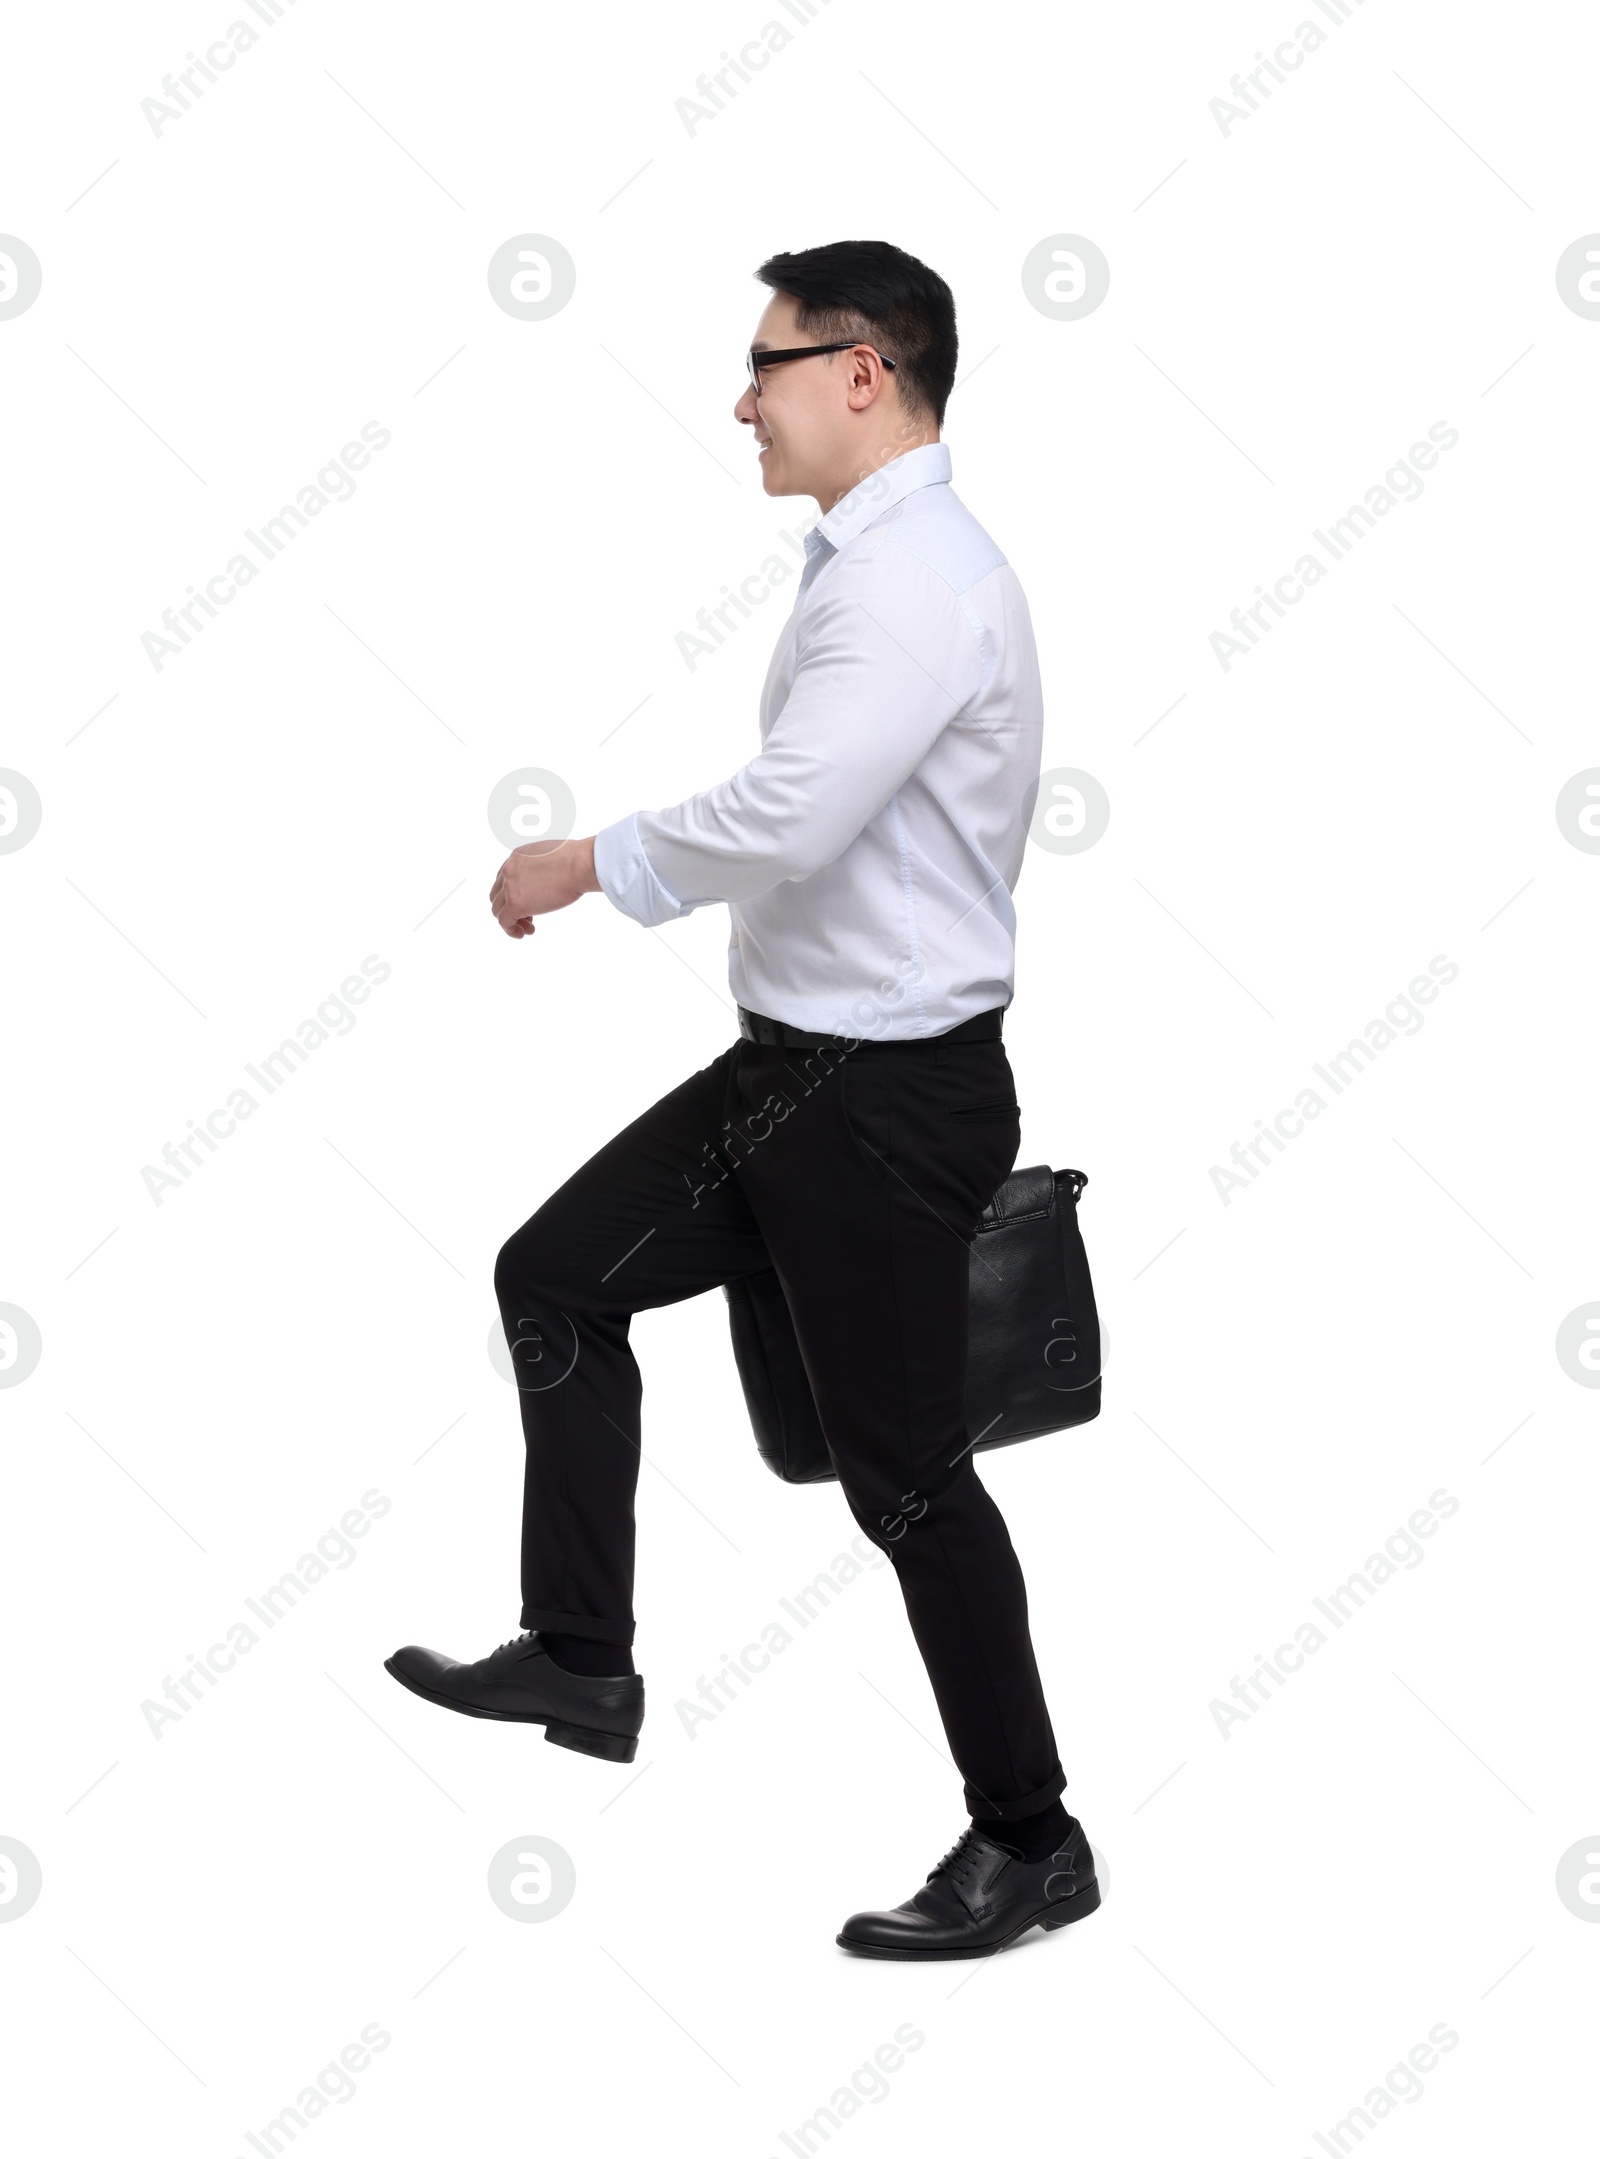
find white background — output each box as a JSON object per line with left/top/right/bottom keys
{"left": 3, "top": 1, "right": 1597, "bottom": 2152}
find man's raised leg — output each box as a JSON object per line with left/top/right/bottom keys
{"left": 385, "top": 1044, "right": 770, "bottom": 1759}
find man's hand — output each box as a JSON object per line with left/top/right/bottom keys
{"left": 489, "top": 836, "right": 601, "bottom": 938}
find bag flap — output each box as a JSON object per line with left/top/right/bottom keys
{"left": 977, "top": 1162, "right": 1056, "bottom": 1231}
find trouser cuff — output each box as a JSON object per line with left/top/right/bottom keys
{"left": 521, "top": 1606, "right": 636, "bottom": 1647}
{"left": 963, "top": 1762, "right": 1068, "bottom": 1822}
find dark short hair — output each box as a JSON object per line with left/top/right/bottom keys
{"left": 754, "top": 240, "right": 957, "bottom": 428}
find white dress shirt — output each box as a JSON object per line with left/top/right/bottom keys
{"left": 592, "top": 440, "right": 1044, "bottom": 1040}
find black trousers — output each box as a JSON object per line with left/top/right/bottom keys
{"left": 492, "top": 1022, "right": 1067, "bottom": 1823}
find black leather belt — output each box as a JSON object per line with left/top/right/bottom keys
{"left": 736, "top": 1004, "right": 1004, "bottom": 1051}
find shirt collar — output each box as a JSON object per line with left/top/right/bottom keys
{"left": 806, "top": 440, "right": 952, "bottom": 563}
{"left": 816, "top": 438, "right": 941, "bottom": 548}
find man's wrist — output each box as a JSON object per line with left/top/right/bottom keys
{"left": 570, "top": 835, "right": 602, "bottom": 900}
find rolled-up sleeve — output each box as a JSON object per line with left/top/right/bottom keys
{"left": 592, "top": 546, "right": 984, "bottom": 924}
{"left": 592, "top": 810, "right": 689, "bottom": 928}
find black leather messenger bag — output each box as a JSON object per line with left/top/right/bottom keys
{"left": 722, "top": 1164, "right": 1102, "bottom": 1486}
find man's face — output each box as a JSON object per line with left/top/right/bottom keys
{"left": 735, "top": 290, "right": 865, "bottom": 500}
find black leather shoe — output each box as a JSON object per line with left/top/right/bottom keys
{"left": 837, "top": 1817, "right": 1100, "bottom": 1958}
{"left": 384, "top": 1631, "right": 643, "bottom": 1762}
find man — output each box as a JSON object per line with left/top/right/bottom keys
{"left": 386, "top": 240, "right": 1099, "bottom": 1958}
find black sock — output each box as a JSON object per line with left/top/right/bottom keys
{"left": 976, "top": 1798, "right": 1071, "bottom": 1862}
{"left": 541, "top": 1632, "right": 635, "bottom": 1678}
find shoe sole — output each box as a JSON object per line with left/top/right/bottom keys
{"left": 835, "top": 1877, "right": 1102, "bottom": 1959}
{"left": 382, "top": 1657, "right": 639, "bottom": 1762}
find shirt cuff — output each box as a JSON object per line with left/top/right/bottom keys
{"left": 592, "top": 811, "right": 689, "bottom": 928}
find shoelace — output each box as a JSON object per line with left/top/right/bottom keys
{"left": 490, "top": 1633, "right": 534, "bottom": 1658}
{"left": 928, "top": 1829, "right": 987, "bottom": 1884}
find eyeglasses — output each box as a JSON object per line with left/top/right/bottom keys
{"left": 745, "top": 341, "right": 898, "bottom": 394}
